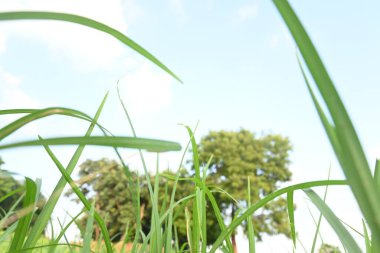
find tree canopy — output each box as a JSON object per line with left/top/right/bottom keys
{"left": 197, "top": 129, "right": 292, "bottom": 243}
{"left": 68, "top": 128, "right": 293, "bottom": 250}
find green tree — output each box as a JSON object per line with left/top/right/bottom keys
{"left": 0, "top": 157, "right": 45, "bottom": 229}
{"left": 197, "top": 129, "right": 292, "bottom": 251}
{"left": 66, "top": 158, "right": 138, "bottom": 241}
{"left": 68, "top": 158, "right": 221, "bottom": 247}
{"left": 0, "top": 157, "right": 24, "bottom": 217}
{"left": 319, "top": 243, "right": 341, "bottom": 253}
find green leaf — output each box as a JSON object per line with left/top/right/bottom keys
{"left": 0, "top": 11, "right": 181, "bottom": 82}
{"left": 0, "top": 136, "right": 181, "bottom": 152}
{"left": 209, "top": 180, "right": 347, "bottom": 252}
{"left": 8, "top": 178, "right": 38, "bottom": 252}
{"left": 247, "top": 177, "right": 256, "bottom": 253}
{"left": 287, "top": 190, "right": 296, "bottom": 248}
{"left": 23, "top": 92, "right": 108, "bottom": 250}
{"left": 81, "top": 203, "right": 95, "bottom": 253}
{"left": 273, "top": 0, "right": 380, "bottom": 243}
{"left": 363, "top": 219, "right": 371, "bottom": 253}
{"left": 41, "top": 138, "right": 113, "bottom": 253}
{"left": 304, "top": 189, "right": 360, "bottom": 253}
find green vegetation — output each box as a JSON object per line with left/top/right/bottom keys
{"left": 0, "top": 0, "right": 377, "bottom": 252}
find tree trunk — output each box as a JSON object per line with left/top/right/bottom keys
{"left": 231, "top": 232, "right": 238, "bottom": 253}
{"left": 231, "top": 206, "right": 238, "bottom": 253}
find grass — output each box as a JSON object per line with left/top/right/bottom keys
{"left": 0, "top": 0, "right": 377, "bottom": 252}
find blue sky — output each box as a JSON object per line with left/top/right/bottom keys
{"left": 1, "top": 0, "right": 380, "bottom": 251}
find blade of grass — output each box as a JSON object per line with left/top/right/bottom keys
{"left": 0, "top": 107, "right": 92, "bottom": 141}
{"left": 0, "top": 136, "right": 181, "bottom": 152}
{"left": 362, "top": 220, "right": 371, "bottom": 253}
{"left": 311, "top": 167, "right": 331, "bottom": 253}
{"left": 273, "top": 0, "right": 380, "bottom": 243}
{"left": 8, "top": 178, "right": 38, "bottom": 252}
{"left": 0, "top": 11, "right": 181, "bottom": 82}
{"left": 40, "top": 137, "right": 113, "bottom": 253}
{"left": 247, "top": 177, "right": 256, "bottom": 253}
{"left": 23, "top": 93, "right": 108, "bottom": 250}
{"left": 57, "top": 218, "right": 74, "bottom": 253}
{"left": 209, "top": 180, "right": 347, "bottom": 252}
{"left": 48, "top": 210, "right": 84, "bottom": 253}
{"left": 81, "top": 202, "right": 95, "bottom": 253}
{"left": 304, "top": 189, "right": 360, "bottom": 252}
{"left": 287, "top": 190, "right": 296, "bottom": 248}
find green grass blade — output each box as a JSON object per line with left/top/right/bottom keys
{"left": 0, "top": 107, "right": 92, "bottom": 141}
{"left": 81, "top": 203, "right": 95, "bottom": 253}
{"left": 0, "top": 221, "right": 18, "bottom": 243}
{"left": 40, "top": 137, "right": 113, "bottom": 253}
{"left": 297, "top": 58, "right": 343, "bottom": 162}
{"left": 311, "top": 168, "right": 331, "bottom": 253}
{"left": 209, "top": 180, "right": 347, "bottom": 252}
{"left": 287, "top": 190, "right": 296, "bottom": 248}
{"left": 182, "top": 124, "right": 200, "bottom": 180}
{"left": 57, "top": 218, "right": 74, "bottom": 253}
{"left": 374, "top": 159, "right": 380, "bottom": 190}
{"left": 273, "top": 0, "right": 380, "bottom": 242}
{"left": 304, "top": 189, "right": 360, "bottom": 252}
{"left": 247, "top": 177, "right": 256, "bottom": 253}
{"left": 0, "top": 136, "right": 181, "bottom": 152}
{"left": 48, "top": 210, "right": 84, "bottom": 253}
{"left": 0, "top": 11, "right": 181, "bottom": 82}
{"left": 8, "top": 177, "right": 37, "bottom": 252}
{"left": 23, "top": 93, "right": 108, "bottom": 249}
{"left": 362, "top": 220, "right": 371, "bottom": 253}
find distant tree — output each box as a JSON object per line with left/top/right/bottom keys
{"left": 0, "top": 157, "right": 45, "bottom": 229}
{"left": 66, "top": 158, "right": 138, "bottom": 241}
{"left": 197, "top": 129, "right": 292, "bottom": 252}
{"left": 319, "top": 243, "right": 341, "bottom": 253}
{"left": 68, "top": 158, "right": 222, "bottom": 247}
{"left": 0, "top": 157, "right": 24, "bottom": 217}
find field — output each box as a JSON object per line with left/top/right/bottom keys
{"left": 0, "top": 1, "right": 378, "bottom": 253}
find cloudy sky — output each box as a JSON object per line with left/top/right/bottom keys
{"left": 1, "top": 0, "right": 380, "bottom": 252}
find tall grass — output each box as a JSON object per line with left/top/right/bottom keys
{"left": 0, "top": 1, "right": 376, "bottom": 252}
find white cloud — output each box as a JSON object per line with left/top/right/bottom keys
{"left": 118, "top": 61, "right": 173, "bottom": 115}
{"left": 237, "top": 2, "right": 258, "bottom": 22}
{"left": 0, "top": 67, "right": 40, "bottom": 109}
{"left": 0, "top": 0, "right": 135, "bottom": 72}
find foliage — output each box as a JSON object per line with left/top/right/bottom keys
{"left": 66, "top": 158, "right": 137, "bottom": 242}
{"left": 197, "top": 129, "right": 292, "bottom": 240}
{"left": 0, "top": 157, "right": 24, "bottom": 217}
{"left": 319, "top": 243, "right": 341, "bottom": 253}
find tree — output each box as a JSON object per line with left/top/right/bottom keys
{"left": 0, "top": 157, "right": 45, "bottom": 229}
{"left": 68, "top": 158, "right": 222, "bottom": 247}
{"left": 66, "top": 158, "right": 138, "bottom": 241}
{"left": 197, "top": 129, "right": 292, "bottom": 252}
{"left": 319, "top": 243, "right": 341, "bottom": 253}
{"left": 0, "top": 157, "right": 25, "bottom": 217}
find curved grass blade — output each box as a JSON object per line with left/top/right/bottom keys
{"left": 287, "top": 190, "right": 296, "bottom": 248}
{"left": 0, "top": 107, "right": 113, "bottom": 140}
{"left": 0, "top": 107, "right": 91, "bottom": 141}
{"left": 40, "top": 138, "right": 113, "bottom": 253}
{"left": 0, "top": 136, "right": 181, "bottom": 152}
{"left": 209, "top": 180, "right": 347, "bottom": 252}
{"left": 23, "top": 92, "right": 108, "bottom": 249}
{"left": 8, "top": 178, "right": 38, "bottom": 252}
{"left": 273, "top": 0, "right": 380, "bottom": 243}
{"left": 304, "top": 189, "right": 360, "bottom": 252}
{"left": 0, "top": 11, "right": 181, "bottom": 82}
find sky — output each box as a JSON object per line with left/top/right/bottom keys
{"left": 1, "top": 0, "right": 380, "bottom": 252}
